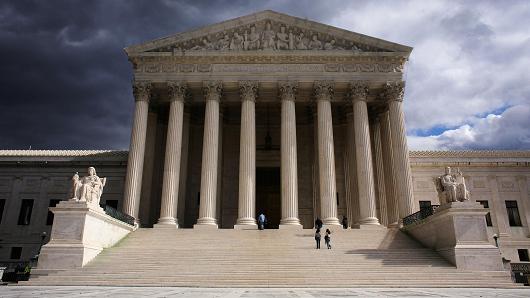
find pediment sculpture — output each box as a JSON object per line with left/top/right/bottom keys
{"left": 433, "top": 167, "right": 470, "bottom": 205}
{"left": 156, "top": 20, "right": 374, "bottom": 53}
{"left": 69, "top": 167, "right": 106, "bottom": 207}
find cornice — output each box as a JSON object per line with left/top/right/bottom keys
{"left": 0, "top": 150, "right": 128, "bottom": 157}
{"left": 409, "top": 150, "right": 530, "bottom": 158}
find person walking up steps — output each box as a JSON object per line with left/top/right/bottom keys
{"left": 315, "top": 228, "right": 321, "bottom": 249}
{"left": 325, "top": 229, "right": 332, "bottom": 249}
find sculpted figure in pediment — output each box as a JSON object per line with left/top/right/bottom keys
{"left": 308, "top": 35, "right": 322, "bottom": 50}
{"left": 295, "top": 32, "right": 308, "bottom": 50}
{"left": 261, "top": 22, "right": 276, "bottom": 50}
{"left": 244, "top": 26, "right": 261, "bottom": 50}
{"left": 190, "top": 38, "right": 215, "bottom": 51}
{"left": 217, "top": 34, "right": 230, "bottom": 50}
{"left": 276, "top": 25, "right": 290, "bottom": 50}
{"left": 230, "top": 32, "right": 244, "bottom": 50}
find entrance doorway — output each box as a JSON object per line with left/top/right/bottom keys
{"left": 256, "top": 167, "right": 281, "bottom": 228}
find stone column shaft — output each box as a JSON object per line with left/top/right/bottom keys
{"left": 351, "top": 82, "right": 379, "bottom": 225}
{"left": 279, "top": 81, "right": 301, "bottom": 227}
{"left": 122, "top": 81, "right": 151, "bottom": 221}
{"left": 372, "top": 118, "right": 388, "bottom": 226}
{"left": 315, "top": 81, "right": 340, "bottom": 226}
{"left": 195, "top": 81, "right": 222, "bottom": 228}
{"left": 517, "top": 176, "right": 530, "bottom": 236}
{"left": 384, "top": 82, "right": 416, "bottom": 220}
{"left": 380, "top": 111, "right": 400, "bottom": 226}
{"left": 236, "top": 81, "right": 257, "bottom": 228}
{"left": 489, "top": 176, "right": 510, "bottom": 237}
{"left": 157, "top": 82, "right": 186, "bottom": 227}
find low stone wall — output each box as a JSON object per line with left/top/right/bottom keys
{"left": 402, "top": 201, "right": 504, "bottom": 271}
{"left": 36, "top": 201, "right": 135, "bottom": 271}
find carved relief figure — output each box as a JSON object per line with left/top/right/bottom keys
{"left": 434, "top": 167, "right": 470, "bottom": 205}
{"left": 70, "top": 167, "right": 106, "bottom": 206}
{"left": 261, "top": 22, "right": 276, "bottom": 50}
{"left": 276, "top": 26, "right": 290, "bottom": 50}
{"left": 308, "top": 35, "right": 322, "bottom": 50}
{"left": 288, "top": 30, "right": 295, "bottom": 50}
{"left": 190, "top": 38, "right": 215, "bottom": 51}
{"left": 324, "top": 39, "right": 336, "bottom": 50}
{"left": 230, "top": 32, "right": 244, "bottom": 50}
{"left": 244, "top": 26, "right": 261, "bottom": 50}
{"left": 217, "top": 34, "right": 230, "bottom": 50}
{"left": 295, "top": 32, "right": 308, "bottom": 50}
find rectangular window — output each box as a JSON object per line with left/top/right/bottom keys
{"left": 46, "top": 199, "right": 61, "bottom": 225}
{"left": 10, "top": 247, "right": 22, "bottom": 259}
{"left": 518, "top": 249, "right": 530, "bottom": 262}
{"left": 105, "top": 200, "right": 118, "bottom": 209}
{"left": 506, "top": 200, "right": 522, "bottom": 227}
{"left": 336, "top": 192, "right": 339, "bottom": 206}
{"left": 0, "top": 199, "right": 5, "bottom": 224}
{"left": 477, "top": 200, "right": 493, "bottom": 226}
{"left": 419, "top": 201, "right": 432, "bottom": 210}
{"left": 17, "top": 199, "right": 34, "bottom": 225}
{"left": 197, "top": 192, "right": 200, "bottom": 206}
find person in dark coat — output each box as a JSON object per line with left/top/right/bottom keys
{"left": 315, "top": 217, "right": 323, "bottom": 229}
{"left": 324, "top": 228, "right": 332, "bottom": 249}
{"left": 315, "top": 228, "right": 321, "bottom": 249}
{"left": 341, "top": 216, "right": 348, "bottom": 229}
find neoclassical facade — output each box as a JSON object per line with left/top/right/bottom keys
{"left": 121, "top": 10, "right": 415, "bottom": 229}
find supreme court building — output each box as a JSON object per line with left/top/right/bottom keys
{"left": 1, "top": 11, "right": 530, "bottom": 279}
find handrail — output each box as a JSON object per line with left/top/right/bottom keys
{"left": 403, "top": 205, "right": 440, "bottom": 226}
{"left": 99, "top": 204, "right": 135, "bottom": 226}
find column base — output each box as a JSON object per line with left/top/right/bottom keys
{"left": 153, "top": 222, "right": 179, "bottom": 229}
{"left": 234, "top": 224, "right": 258, "bottom": 230}
{"left": 279, "top": 223, "right": 303, "bottom": 230}
{"left": 387, "top": 222, "right": 400, "bottom": 228}
{"left": 280, "top": 217, "right": 301, "bottom": 226}
{"left": 236, "top": 217, "right": 256, "bottom": 225}
{"left": 358, "top": 217, "right": 380, "bottom": 225}
{"left": 322, "top": 217, "right": 341, "bottom": 226}
{"left": 193, "top": 223, "right": 218, "bottom": 230}
{"left": 156, "top": 217, "right": 178, "bottom": 226}
{"left": 194, "top": 217, "right": 217, "bottom": 228}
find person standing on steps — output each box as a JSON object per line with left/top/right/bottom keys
{"left": 341, "top": 216, "right": 348, "bottom": 229}
{"left": 315, "top": 217, "right": 323, "bottom": 230}
{"left": 325, "top": 229, "right": 332, "bottom": 249}
{"left": 315, "top": 228, "right": 321, "bottom": 249}
{"left": 258, "top": 212, "right": 266, "bottom": 230}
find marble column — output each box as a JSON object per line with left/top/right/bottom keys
{"left": 345, "top": 112, "right": 360, "bottom": 226}
{"left": 383, "top": 81, "right": 416, "bottom": 220}
{"left": 156, "top": 81, "right": 187, "bottom": 227}
{"left": 372, "top": 116, "right": 388, "bottom": 226}
{"left": 516, "top": 176, "right": 530, "bottom": 237}
{"left": 235, "top": 81, "right": 258, "bottom": 229}
{"left": 350, "top": 81, "right": 379, "bottom": 225}
{"left": 380, "top": 111, "right": 400, "bottom": 227}
{"left": 122, "top": 81, "right": 151, "bottom": 221}
{"left": 279, "top": 81, "right": 302, "bottom": 228}
{"left": 489, "top": 175, "right": 510, "bottom": 238}
{"left": 314, "top": 81, "right": 340, "bottom": 226}
{"left": 195, "top": 81, "right": 222, "bottom": 228}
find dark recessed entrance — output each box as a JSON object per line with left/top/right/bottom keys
{"left": 256, "top": 167, "right": 281, "bottom": 229}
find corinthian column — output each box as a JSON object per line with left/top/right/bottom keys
{"left": 314, "top": 81, "right": 340, "bottom": 226}
{"left": 383, "top": 81, "right": 416, "bottom": 220}
{"left": 380, "top": 111, "right": 400, "bottom": 227}
{"left": 235, "top": 81, "right": 258, "bottom": 229}
{"left": 123, "top": 81, "right": 151, "bottom": 222}
{"left": 195, "top": 81, "right": 222, "bottom": 228}
{"left": 350, "top": 81, "right": 379, "bottom": 225}
{"left": 156, "top": 81, "right": 187, "bottom": 228}
{"left": 279, "top": 81, "right": 301, "bottom": 228}
{"left": 372, "top": 116, "right": 388, "bottom": 226}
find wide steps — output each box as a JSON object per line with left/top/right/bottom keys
{"left": 22, "top": 228, "right": 519, "bottom": 288}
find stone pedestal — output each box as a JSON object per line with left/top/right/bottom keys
{"left": 403, "top": 201, "right": 504, "bottom": 271}
{"left": 36, "top": 201, "right": 135, "bottom": 271}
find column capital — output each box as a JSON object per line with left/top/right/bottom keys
{"left": 313, "top": 80, "right": 334, "bottom": 101}
{"left": 382, "top": 81, "right": 405, "bottom": 102}
{"left": 349, "top": 81, "right": 369, "bottom": 102}
{"left": 167, "top": 81, "right": 187, "bottom": 102}
{"left": 239, "top": 80, "right": 258, "bottom": 102}
{"left": 203, "top": 80, "right": 223, "bottom": 102}
{"left": 278, "top": 81, "right": 298, "bottom": 101}
{"left": 132, "top": 81, "right": 152, "bottom": 102}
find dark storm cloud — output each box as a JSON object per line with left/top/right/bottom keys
{"left": 0, "top": 0, "right": 342, "bottom": 149}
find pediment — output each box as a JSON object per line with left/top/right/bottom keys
{"left": 125, "top": 10, "right": 412, "bottom": 55}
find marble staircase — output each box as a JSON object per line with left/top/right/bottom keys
{"left": 22, "top": 228, "right": 518, "bottom": 287}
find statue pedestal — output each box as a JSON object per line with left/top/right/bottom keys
{"left": 403, "top": 201, "right": 503, "bottom": 271}
{"left": 35, "top": 201, "right": 135, "bottom": 273}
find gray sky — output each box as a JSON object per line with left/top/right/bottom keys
{"left": 1, "top": 0, "right": 529, "bottom": 150}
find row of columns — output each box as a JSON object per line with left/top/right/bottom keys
{"left": 121, "top": 80, "right": 416, "bottom": 228}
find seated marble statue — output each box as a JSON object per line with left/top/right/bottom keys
{"left": 70, "top": 167, "right": 106, "bottom": 206}
{"left": 434, "top": 167, "right": 469, "bottom": 205}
